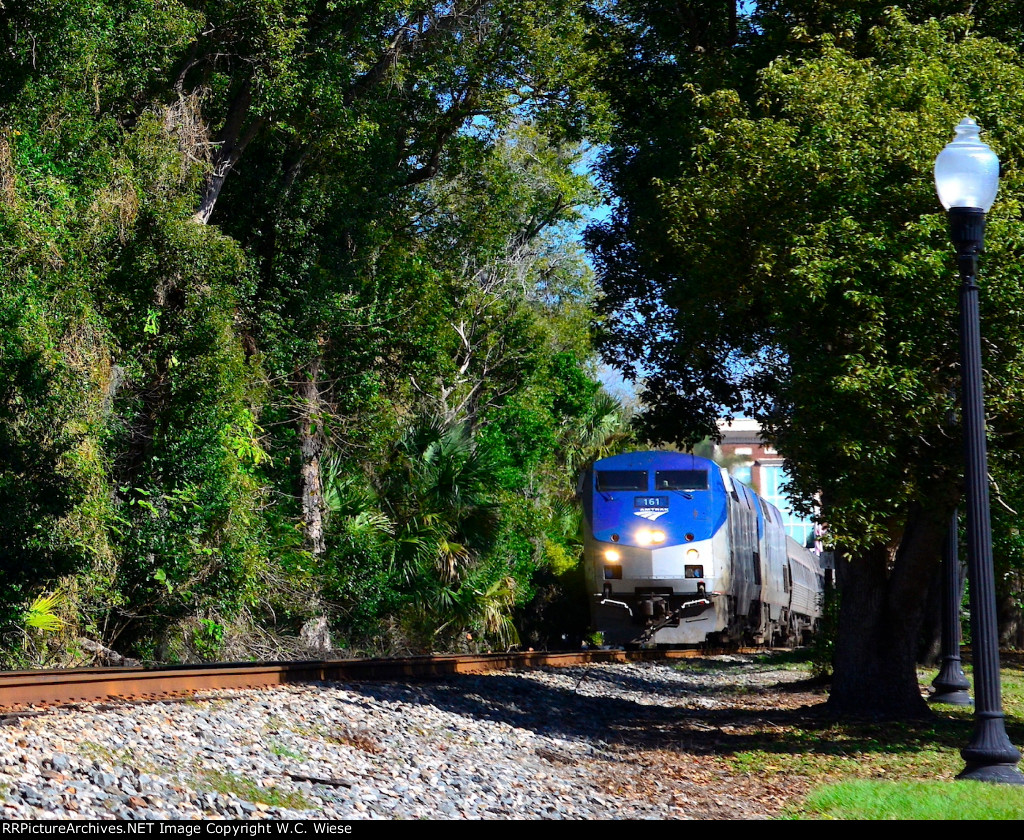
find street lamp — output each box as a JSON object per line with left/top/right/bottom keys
{"left": 929, "top": 508, "right": 971, "bottom": 706}
{"left": 934, "top": 117, "right": 1024, "bottom": 783}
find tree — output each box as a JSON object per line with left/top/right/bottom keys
{"left": 181, "top": 0, "right": 599, "bottom": 555}
{"left": 0, "top": 0, "right": 611, "bottom": 658}
{"left": 590, "top": 10, "right": 1024, "bottom": 715}
{"left": 314, "top": 122, "right": 611, "bottom": 652}
{"left": 0, "top": 300, "right": 84, "bottom": 630}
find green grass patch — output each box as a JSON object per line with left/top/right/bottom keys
{"left": 267, "top": 738, "right": 307, "bottom": 760}
{"left": 195, "top": 770, "right": 312, "bottom": 812}
{"left": 727, "top": 715, "right": 966, "bottom": 781}
{"left": 77, "top": 742, "right": 159, "bottom": 773}
{"left": 718, "top": 656, "right": 1024, "bottom": 818}
{"left": 78, "top": 742, "right": 134, "bottom": 765}
{"left": 794, "top": 779, "right": 1024, "bottom": 820}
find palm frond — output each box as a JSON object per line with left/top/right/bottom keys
{"left": 24, "top": 592, "right": 65, "bottom": 634}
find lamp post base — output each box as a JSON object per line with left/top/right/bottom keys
{"left": 931, "top": 656, "right": 971, "bottom": 706}
{"left": 931, "top": 689, "right": 972, "bottom": 706}
{"left": 959, "top": 714, "right": 1024, "bottom": 784}
{"left": 957, "top": 763, "right": 1024, "bottom": 785}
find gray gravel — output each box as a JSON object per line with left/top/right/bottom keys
{"left": 0, "top": 657, "right": 794, "bottom": 820}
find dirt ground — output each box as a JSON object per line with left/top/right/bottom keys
{"left": 500, "top": 656, "right": 835, "bottom": 819}
{"left": 596, "top": 658, "right": 831, "bottom": 818}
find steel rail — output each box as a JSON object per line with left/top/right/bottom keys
{"left": 0, "top": 648, "right": 759, "bottom": 710}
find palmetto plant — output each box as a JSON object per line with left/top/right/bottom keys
{"left": 561, "top": 389, "right": 635, "bottom": 477}
{"left": 1, "top": 591, "right": 69, "bottom": 668}
{"left": 323, "top": 418, "right": 506, "bottom": 647}
{"left": 381, "top": 419, "right": 499, "bottom": 587}
{"left": 423, "top": 572, "right": 521, "bottom": 649}
{"left": 24, "top": 592, "right": 66, "bottom": 634}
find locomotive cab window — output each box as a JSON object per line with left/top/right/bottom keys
{"left": 596, "top": 470, "right": 648, "bottom": 491}
{"left": 655, "top": 470, "right": 709, "bottom": 491}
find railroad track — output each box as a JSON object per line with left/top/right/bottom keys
{"left": 0, "top": 647, "right": 762, "bottom": 710}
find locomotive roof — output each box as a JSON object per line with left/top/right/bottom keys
{"left": 592, "top": 451, "right": 716, "bottom": 471}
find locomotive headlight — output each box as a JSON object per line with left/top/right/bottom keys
{"left": 603, "top": 549, "right": 621, "bottom": 562}
{"left": 686, "top": 548, "right": 700, "bottom": 560}
{"left": 636, "top": 528, "right": 664, "bottom": 546}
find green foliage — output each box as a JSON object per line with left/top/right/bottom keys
{"left": 0, "top": 0, "right": 612, "bottom": 661}
{"left": 192, "top": 619, "right": 225, "bottom": 660}
{"left": 808, "top": 584, "right": 839, "bottom": 679}
{"left": 0, "top": 296, "right": 86, "bottom": 629}
{"left": 322, "top": 419, "right": 507, "bottom": 650}
{"left": 594, "top": 9, "right": 1024, "bottom": 547}
{"left": 24, "top": 592, "right": 65, "bottom": 634}
{"left": 589, "top": 2, "right": 1024, "bottom": 709}
{"left": 796, "top": 780, "right": 1024, "bottom": 820}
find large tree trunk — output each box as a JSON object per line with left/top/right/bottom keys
{"left": 297, "top": 358, "right": 326, "bottom": 557}
{"left": 828, "top": 505, "right": 948, "bottom": 718}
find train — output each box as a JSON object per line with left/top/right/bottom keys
{"left": 581, "top": 451, "right": 825, "bottom": 647}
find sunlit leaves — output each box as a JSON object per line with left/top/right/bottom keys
{"left": 595, "top": 9, "right": 1024, "bottom": 550}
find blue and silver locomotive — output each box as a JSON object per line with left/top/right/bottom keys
{"left": 582, "top": 451, "right": 824, "bottom": 646}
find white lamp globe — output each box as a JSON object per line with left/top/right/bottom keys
{"left": 934, "top": 117, "right": 1000, "bottom": 211}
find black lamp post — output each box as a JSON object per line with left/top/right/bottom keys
{"left": 930, "top": 508, "right": 971, "bottom": 706}
{"left": 934, "top": 117, "right": 1024, "bottom": 783}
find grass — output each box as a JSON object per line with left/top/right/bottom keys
{"left": 78, "top": 734, "right": 314, "bottom": 814}
{"left": 195, "top": 769, "right": 312, "bottom": 812}
{"left": 707, "top": 654, "right": 1024, "bottom": 819}
{"left": 78, "top": 742, "right": 150, "bottom": 770}
{"left": 798, "top": 779, "right": 1024, "bottom": 819}
{"left": 267, "top": 738, "right": 307, "bottom": 760}
{"left": 728, "top": 715, "right": 966, "bottom": 781}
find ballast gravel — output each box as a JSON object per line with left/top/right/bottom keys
{"left": 0, "top": 658, "right": 815, "bottom": 820}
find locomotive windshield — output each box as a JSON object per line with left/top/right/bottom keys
{"left": 655, "top": 470, "right": 709, "bottom": 491}
{"left": 596, "top": 470, "right": 647, "bottom": 491}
